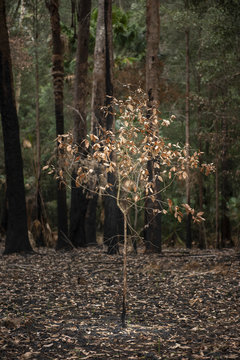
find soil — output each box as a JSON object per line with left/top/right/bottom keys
{"left": 0, "top": 243, "right": 239, "bottom": 359}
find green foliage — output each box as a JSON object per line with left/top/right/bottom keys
{"left": 90, "top": 5, "right": 146, "bottom": 67}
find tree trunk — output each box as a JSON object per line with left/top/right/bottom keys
{"left": 14, "top": 1, "right": 24, "bottom": 114}
{"left": 91, "top": 0, "right": 106, "bottom": 135}
{"left": 34, "top": 0, "right": 44, "bottom": 247}
{"left": 185, "top": 27, "right": 192, "bottom": 249}
{"left": 216, "top": 159, "right": 220, "bottom": 249}
{"left": 144, "top": 0, "right": 161, "bottom": 253}
{"left": 46, "top": 0, "right": 69, "bottom": 249}
{"left": 90, "top": 0, "right": 106, "bottom": 251}
{"left": 104, "top": 0, "right": 122, "bottom": 254}
{"left": 91, "top": 0, "right": 121, "bottom": 254}
{"left": 121, "top": 212, "right": 127, "bottom": 327}
{"left": 196, "top": 69, "right": 206, "bottom": 249}
{"left": 70, "top": 0, "right": 92, "bottom": 247}
{"left": 0, "top": 0, "right": 32, "bottom": 254}
{"left": 220, "top": 116, "right": 233, "bottom": 248}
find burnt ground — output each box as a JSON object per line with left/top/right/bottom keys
{"left": 0, "top": 243, "right": 239, "bottom": 360}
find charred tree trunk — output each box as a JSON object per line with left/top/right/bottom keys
{"left": 70, "top": 0, "right": 92, "bottom": 247}
{"left": 104, "top": 0, "right": 122, "bottom": 254}
{"left": 196, "top": 71, "right": 206, "bottom": 249}
{"left": 216, "top": 158, "right": 220, "bottom": 249}
{"left": 91, "top": 0, "right": 106, "bottom": 250}
{"left": 0, "top": 0, "right": 32, "bottom": 254}
{"left": 144, "top": 0, "right": 161, "bottom": 253}
{"left": 46, "top": 0, "right": 69, "bottom": 249}
{"left": 185, "top": 27, "right": 192, "bottom": 249}
{"left": 91, "top": 0, "right": 121, "bottom": 254}
{"left": 220, "top": 117, "right": 233, "bottom": 248}
{"left": 33, "top": 0, "right": 45, "bottom": 247}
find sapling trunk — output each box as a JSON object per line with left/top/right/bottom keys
{"left": 121, "top": 211, "right": 128, "bottom": 327}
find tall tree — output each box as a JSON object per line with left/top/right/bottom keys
{"left": 0, "top": 0, "right": 32, "bottom": 254}
{"left": 91, "top": 0, "right": 121, "bottom": 254}
{"left": 45, "top": 0, "right": 69, "bottom": 249}
{"left": 185, "top": 22, "right": 192, "bottom": 249}
{"left": 33, "top": 0, "right": 45, "bottom": 246}
{"left": 70, "top": 0, "right": 93, "bottom": 247}
{"left": 103, "top": 0, "right": 123, "bottom": 255}
{"left": 144, "top": 0, "right": 161, "bottom": 253}
{"left": 91, "top": 0, "right": 106, "bottom": 135}
{"left": 220, "top": 116, "right": 233, "bottom": 248}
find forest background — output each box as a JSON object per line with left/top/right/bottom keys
{"left": 0, "top": 0, "right": 240, "bottom": 254}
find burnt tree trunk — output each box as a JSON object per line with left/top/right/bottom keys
{"left": 46, "top": 0, "right": 69, "bottom": 249}
{"left": 104, "top": 0, "right": 122, "bottom": 254}
{"left": 0, "top": 0, "right": 32, "bottom": 254}
{"left": 144, "top": 0, "right": 161, "bottom": 253}
{"left": 34, "top": 0, "right": 45, "bottom": 247}
{"left": 91, "top": 0, "right": 121, "bottom": 254}
{"left": 220, "top": 117, "right": 233, "bottom": 248}
{"left": 70, "top": 0, "right": 92, "bottom": 247}
{"left": 185, "top": 27, "right": 192, "bottom": 249}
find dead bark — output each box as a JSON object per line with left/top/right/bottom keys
{"left": 70, "top": 0, "right": 92, "bottom": 247}
{"left": 185, "top": 27, "right": 192, "bottom": 249}
{"left": 0, "top": 0, "right": 32, "bottom": 254}
{"left": 45, "top": 0, "right": 69, "bottom": 249}
{"left": 144, "top": 0, "right": 161, "bottom": 253}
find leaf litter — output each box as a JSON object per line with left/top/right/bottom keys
{"left": 0, "top": 243, "right": 239, "bottom": 359}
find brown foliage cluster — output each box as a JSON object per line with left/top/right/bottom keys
{"left": 45, "top": 90, "right": 214, "bottom": 224}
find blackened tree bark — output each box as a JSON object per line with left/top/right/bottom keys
{"left": 91, "top": 0, "right": 121, "bottom": 254}
{"left": 220, "top": 116, "right": 233, "bottom": 248}
{"left": 185, "top": 26, "right": 192, "bottom": 249}
{"left": 70, "top": 0, "right": 93, "bottom": 247}
{"left": 46, "top": 0, "right": 69, "bottom": 249}
{"left": 196, "top": 76, "right": 206, "bottom": 249}
{"left": 104, "top": 0, "right": 123, "bottom": 254}
{"left": 0, "top": 0, "right": 32, "bottom": 254}
{"left": 144, "top": 0, "right": 161, "bottom": 253}
{"left": 33, "top": 0, "right": 46, "bottom": 247}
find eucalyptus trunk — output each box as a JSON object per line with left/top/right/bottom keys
{"left": 185, "top": 27, "right": 192, "bottom": 249}
{"left": 91, "top": 0, "right": 106, "bottom": 135}
{"left": 220, "top": 116, "right": 233, "bottom": 248}
{"left": 0, "top": 0, "right": 32, "bottom": 254}
{"left": 70, "top": 0, "right": 92, "bottom": 247}
{"left": 34, "top": 0, "right": 45, "bottom": 248}
{"left": 216, "top": 159, "right": 220, "bottom": 249}
{"left": 144, "top": 0, "right": 161, "bottom": 253}
{"left": 46, "top": 0, "right": 69, "bottom": 249}
{"left": 104, "top": 0, "right": 122, "bottom": 254}
{"left": 91, "top": 0, "right": 121, "bottom": 254}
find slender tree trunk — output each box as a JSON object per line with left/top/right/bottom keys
{"left": 46, "top": 0, "right": 69, "bottom": 249}
{"left": 15, "top": 1, "right": 24, "bottom": 114}
{"left": 121, "top": 212, "right": 127, "bottom": 327}
{"left": 216, "top": 159, "right": 220, "bottom": 249}
{"left": 70, "top": 0, "right": 92, "bottom": 247}
{"left": 15, "top": 73, "right": 22, "bottom": 114}
{"left": 220, "top": 116, "right": 233, "bottom": 248}
{"left": 0, "top": 0, "right": 32, "bottom": 254}
{"left": 90, "top": 0, "right": 106, "bottom": 252}
{"left": 196, "top": 72, "right": 206, "bottom": 249}
{"left": 91, "top": 0, "right": 121, "bottom": 254}
{"left": 104, "top": 0, "right": 122, "bottom": 254}
{"left": 144, "top": 0, "right": 161, "bottom": 253}
{"left": 91, "top": 0, "right": 106, "bottom": 135}
{"left": 185, "top": 27, "right": 192, "bottom": 249}
{"left": 34, "top": 0, "right": 43, "bottom": 235}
